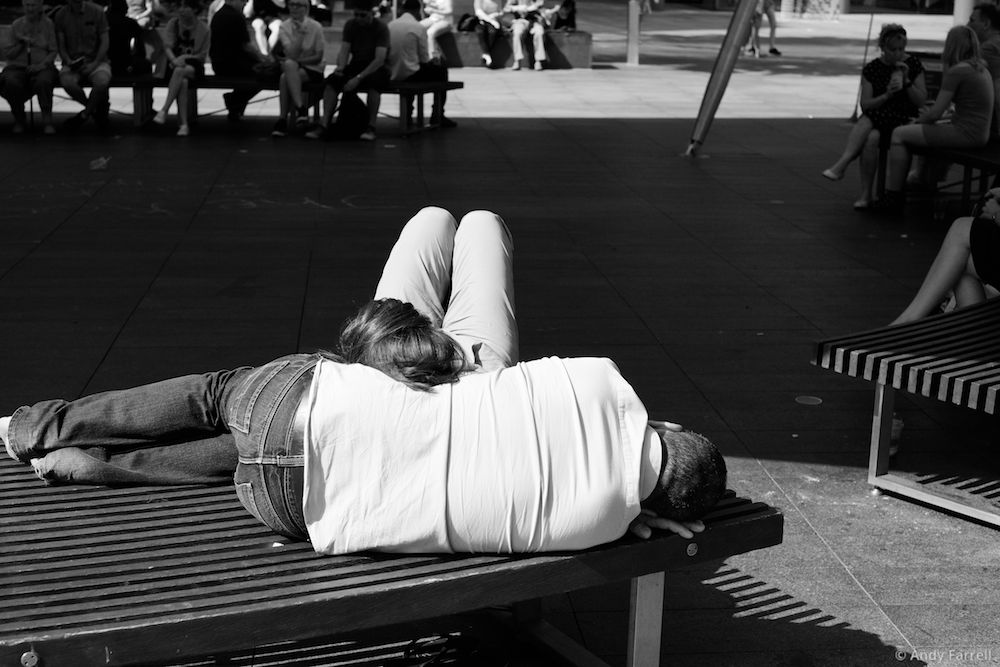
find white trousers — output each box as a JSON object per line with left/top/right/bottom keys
{"left": 420, "top": 17, "right": 453, "bottom": 59}
{"left": 374, "top": 206, "right": 518, "bottom": 372}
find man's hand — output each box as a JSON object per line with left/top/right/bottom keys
{"left": 648, "top": 419, "right": 682, "bottom": 433}
{"left": 344, "top": 75, "right": 360, "bottom": 92}
{"left": 629, "top": 509, "right": 705, "bottom": 540}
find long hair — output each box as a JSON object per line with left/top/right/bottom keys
{"left": 943, "top": 25, "right": 985, "bottom": 72}
{"left": 322, "top": 299, "right": 465, "bottom": 391}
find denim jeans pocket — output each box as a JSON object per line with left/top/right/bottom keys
{"left": 227, "top": 360, "right": 291, "bottom": 435}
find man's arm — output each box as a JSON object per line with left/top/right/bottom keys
{"left": 343, "top": 44, "right": 385, "bottom": 91}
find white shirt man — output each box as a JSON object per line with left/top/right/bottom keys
{"left": 303, "top": 356, "right": 664, "bottom": 554}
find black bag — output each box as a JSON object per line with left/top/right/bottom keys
{"left": 457, "top": 13, "right": 478, "bottom": 31}
{"left": 330, "top": 91, "right": 368, "bottom": 140}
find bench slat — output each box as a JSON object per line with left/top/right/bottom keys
{"left": 0, "top": 459, "right": 781, "bottom": 666}
{"left": 815, "top": 299, "right": 1000, "bottom": 413}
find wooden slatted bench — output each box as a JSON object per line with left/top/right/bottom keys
{"left": 814, "top": 298, "right": 1000, "bottom": 525}
{"left": 909, "top": 139, "right": 1000, "bottom": 211}
{"left": 109, "top": 75, "right": 464, "bottom": 136}
{"left": 0, "top": 456, "right": 782, "bottom": 667}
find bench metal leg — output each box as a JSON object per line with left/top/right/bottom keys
{"left": 132, "top": 86, "right": 153, "bottom": 126}
{"left": 626, "top": 572, "right": 664, "bottom": 667}
{"left": 867, "top": 383, "right": 1000, "bottom": 527}
{"left": 868, "top": 382, "right": 895, "bottom": 480}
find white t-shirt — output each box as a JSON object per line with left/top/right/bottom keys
{"left": 302, "top": 356, "right": 651, "bottom": 554}
{"left": 388, "top": 12, "right": 427, "bottom": 81}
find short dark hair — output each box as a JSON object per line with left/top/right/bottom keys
{"left": 643, "top": 430, "right": 727, "bottom": 522}
{"left": 345, "top": 0, "right": 372, "bottom": 11}
{"left": 401, "top": 0, "right": 421, "bottom": 13}
{"left": 877, "top": 23, "right": 907, "bottom": 50}
{"left": 324, "top": 298, "right": 465, "bottom": 391}
{"left": 975, "top": 3, "right": 1000, "bottom": 29}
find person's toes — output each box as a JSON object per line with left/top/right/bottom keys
{"left": 822, "top": 168, "right": 843, "bottom": 181}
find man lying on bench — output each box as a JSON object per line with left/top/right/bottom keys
{"left": 1, "top": 206, "right": 727, "bottom": 554}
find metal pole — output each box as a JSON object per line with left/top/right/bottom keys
{"left": 685, "top": 0, "right": 759, "bottom": 156}
{"left": 851, "top": 12, "right": 875, "bottom": 122}
{"left": 627, "top": 0, "right": 640, "bottom": 66}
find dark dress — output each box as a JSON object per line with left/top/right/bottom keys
{"left": 863, "top": 54, "right": 925, "bottom": 135}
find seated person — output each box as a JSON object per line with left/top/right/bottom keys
{"left": 822, "top": 23, "right": 926, "bottom": 210}
{"left": 152, "top": 0, "right": 209, "bottom": 136}
{"left": 505, "top": 0, "right": 545, "bottom": 70}
{"left": 892, "top": 188, "right": 1000, "bottom": 325}
{"left": 3, "top": 207, "right": 727, "bottom": 555}
{"left": 245, "top": 0, "right": 288, "bottom": 56}
{"left": 210, "top": 0, "right": 268, "bottom": 121}
{"left": 270, "top": 0, "right": 325, "bottom": 137}
{"left": 421, "top": 0, "right": 453, "bottom": 63}
{"left": 388, "top": 0, "right": 455, "bottom": 127}
{"left": 124, "top": 0, "right": 165, "bottom": 75}
{"left": 0, "top": 0, "right": 59, "bottom": 135}
{"left": 879, "top": 25, "right": 995, "bottom": 214}
{"left": 54, "top": 0, "right": 113, "bottom": 132}
{"left": 107, "top": 0, "right": 152, "bottom": 77}
{"left": 472, "top": 0, "right": 503, "bottom": 67}
{"left": 544, "top": 0, "right": 575, "bottom": 32}
{"left": 307, "top": 0, "right": 389, "bottom": 142}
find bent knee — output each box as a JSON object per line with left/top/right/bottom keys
{"left": 408, "top": 206, "right": 459, "bottom": 235}
{"left": 458, "top": 210, "right": 511, "bottom": 242}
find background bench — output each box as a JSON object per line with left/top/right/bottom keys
{"left": 109, "top": 74, "right": 463, "bottom": 134}
{"left": 0, "top": 457, "right": 783, "bottom": 667}
{"left": 814, "top": 298, "right": 1000, "bottom": 526}
{"left": 910, "top": 140, "right": 1000, "bottom": 211}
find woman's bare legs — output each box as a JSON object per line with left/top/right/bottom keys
{"left": 824, "top": 115, "right": 874, "bottom": 180}
{"left": 856, "top": 128, "right": 881, "bottom": 207}
{"left": 891, "top": 216, "right": 985, "bottom": 325}
{"left": 886, "top": 123, "right": 926, "bottom": 193}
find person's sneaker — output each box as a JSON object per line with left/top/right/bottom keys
{"left": 482, "top": 53, "right": 492, "bottom": 67}
{"left": 359, "top": 127, "right": 376, "bottom": 141}
{"left": 42, "top": 124, "right": 56, "bottom": 135}
{"left": 304, "top": 125, "right": 325, "bottom": 140}
{"left": 746, "top": 46, "right": 758, "bottom": 58}
{"left": 511, "top": 60, "right": 521, "bottom": 70}
{"left": 271, "top": 118, "right": 288, "bottom": 137}
{"left": 769, "top": 47, "right": 782, "bottom": 56}
{"left": 11, "top": 122, "right": 24, "bottom": 135}
{"left": 432, "top": 115, "right": 457, "bottom": 129}
{"left": 152, "top": 110, "right": 166, "bottom": 125}
{"left": 176, "top": 124, "right": 190, "bottom": 137}
{"left": 533, "top": 60, "right": 543, "bottom": 71}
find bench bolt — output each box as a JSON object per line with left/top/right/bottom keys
{"left": 20, "top": 650, "right": 40, "bottom": 667}
{"left": 686, "top": 543, "right": 698, "bottom": 557}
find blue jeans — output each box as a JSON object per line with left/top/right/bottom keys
{"left": 8, "top": 353, "right": 316, "bottom": 540}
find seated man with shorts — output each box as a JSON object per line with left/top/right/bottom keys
{"left": 306, "top": 0, "right": 389, "bottom": 142}
{"left": 54, "top": 0, "right": 113, "bottom": 131}
{"left": 270, "top": 0, "right": 325, "bottom": 137}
